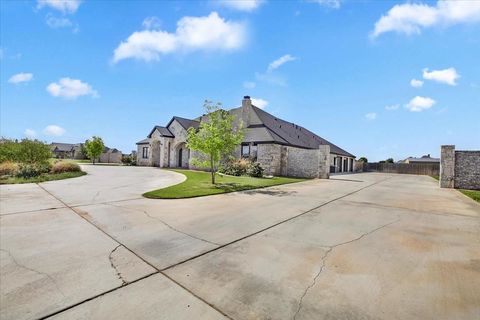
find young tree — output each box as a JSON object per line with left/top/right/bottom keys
{"left": 84, "top": 136, "right": 105, "bottom": 164}
{"left": 187, "top": 101, "right": 244, "bottom": 184}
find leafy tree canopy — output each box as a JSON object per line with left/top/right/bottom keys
{"left": 187, "top": 100, "right": 244, "bottom": 184}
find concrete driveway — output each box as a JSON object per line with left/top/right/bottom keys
{"left": 1, "top": 167, "right": 479, "bottom": 320}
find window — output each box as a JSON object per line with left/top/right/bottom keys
{"left": 241, "top": 144, "right": 250, "bottom": 158}
{"left": 142, "top": 147, "right": 149, "bottom": 159}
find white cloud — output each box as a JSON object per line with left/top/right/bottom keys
{"left": 142, "top": 16, "right": 162, "bottom": 30}
{"left": 410, "top": 79, "right": 424, "bottom": 88}
{"left": 218, "top": 0, "right": 264, "bottom": 12}
{"left": 307, "top": 0, "right": 341, "bottom": 9}
{"left": 371, "top": 0, "right": 480, "bottom": 38}
{"left": 243, "top": 81, "right": 256, "bottom": 89}
{"left": 113, "top": 12, "right": 246, "bottom": 63}
{"left": 385, "top": 104, "right": 400, "bottom": 111}
{"left": 251, "top": 98, "right": 268, "bottom": 109}
{"left": 24, "top": 129, "right": 37, "bottom": 138}
{"left": 43, "top": 125, "right": 65, "bottom": 136}
{"left": 37, "top": 0, "right": 82, "bottom": 14}
{"left": 422, "top": 67, "right": 460, "bottom": 86}
{"left": 365, "top": 112, "right": 377, "bottom": 120}
{"left": 46, "top": 14, "right": 73, "bottom": 28}
{"left": 267, "top": 54, "right": 297, "bottom": 72}
{"left": 8, "top": 73, "right": 33, "bottom": 84}
{"left": 46, "top": 77, "right": 98, "bottom": 99}
{"left": 405, "top": 96, "right": 436, "bottom": 112}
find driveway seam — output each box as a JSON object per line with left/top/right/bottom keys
{"left": 107, "top": 202, "right": 221, "bottom": 246}
{"left": 34, "top": 176, "right": 391, "bottom": 320}
{"left": 292, "top": 217, "right": 401, "bottom": 320}
{"left": 161, "top": 176, "right": 393, "bottom": 272}
{"left": 34, "top": 184, "right": 234, "bottom": 320}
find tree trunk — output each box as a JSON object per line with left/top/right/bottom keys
{"left": 210, "top": 155, "right": 215, "bottom": 184}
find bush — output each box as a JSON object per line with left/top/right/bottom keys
{"left": 0, "top": 139, "right": 51, "bottom": 164}
{"left": 0, "top": 161, "right": 19, "bottom": 177}
{"left": 122, "top": 154, "right": 136, "bottom": 166}
{"left": 51, "top": 161, "right": 81, "bottom": 174}
{"left": 219, "top": 158, "right": 264, "bottom": 177}
{"left": 219, "top": 158, "right": 249, "bottom": 176}
{"left": 16, "top": 163, "right": 51, "bottom": 179}
{"left": 247, "top": 162, "right": 264, "bottom": 178}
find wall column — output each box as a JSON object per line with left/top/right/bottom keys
{"left": 318, "top": 145, "right": 330, "bottom": 179}
{"left": 440, "top": 145, "right": 455, "bottom": 188}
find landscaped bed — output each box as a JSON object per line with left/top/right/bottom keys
{"left": 0, "top": 171, "right": 86, "bottom": 184}
{"left": 143, "top": 169, "right": 306, "bottom": 199}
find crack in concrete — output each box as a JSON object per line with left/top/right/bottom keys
{"left": 292, "top": 218, "right": 401, "bottom": 320}
{"left": 108, "top": 245, "right": 127, "bottom": 286}
{"left": 0, "top": 248, "right": 66, "bottom": 299}
{"left": 107, "top": 203, "right": 221, "bottom": 246}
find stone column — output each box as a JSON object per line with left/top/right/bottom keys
{"left": 440, "top": 145, "right": 455, "bottom": 188}
{"left": 318, "top": 145, "right": 330, "bottom": 179}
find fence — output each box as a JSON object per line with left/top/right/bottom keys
{"left": 365, "top": 162, "right": 439, "bottom": 176}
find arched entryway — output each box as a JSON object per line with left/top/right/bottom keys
{"left": 174, "top": 142, "right": 190, "bottom": 168}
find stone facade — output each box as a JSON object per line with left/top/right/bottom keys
{"left": 454, "top": 151, "right": 480, "bottom": 190}
{"left": 440, "top": 145, "right": 480, "bottom": 190}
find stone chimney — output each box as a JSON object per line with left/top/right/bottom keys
{"left": 241, "top": 95, "right": 252, "bottom": 127}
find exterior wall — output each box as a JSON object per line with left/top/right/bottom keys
{"left": 257, "top": 143, "right": 331, "bottom": 178}
{"left": 440, "top": 145, "right": 455, "bottom": 188}
{"left": 440, "top": 145, "right": 480, "bottom": 190}
{"left": 99, "top": 152, "right": 122, "bottom": 164}
{"left": 167, "top": 120, "right": 190, "bottom": 168}
{"left": 136, "top": 144, "right": 151, "bottom": 166}
{"left": 284, "top": 147, "right": 319, "bottom": 178}
{"left": 454, "top": 151, "right": 480, "bottom": 190}
{"left": 257, "top": 144, "right": 282, "bottom": 176}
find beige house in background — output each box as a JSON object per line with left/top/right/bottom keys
{"left": 136, "top": 96, "right": 355, "bottom": 178}
{"left": 50, "top": 142, "right": 122, "bottom": 164}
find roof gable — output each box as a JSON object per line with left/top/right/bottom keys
{"left": 166, "top": 116, "right": 199, "bottom": 131}
{"left": 147, "top": 126, "right": 174, "bottom": 138}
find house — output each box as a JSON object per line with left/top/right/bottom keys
{"left": 50, "top": 142, "right": 122, "bottom": 163}
{"left": 50, "top": 143, "right": 84, "bottom": 159}
{"left": 136, "top": 96, "right": 355, "bottom": 178}
{"left": 398, "top": 154, "right": 440, "bottom": 164}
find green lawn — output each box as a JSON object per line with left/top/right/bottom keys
{"left": 460, "top": 189, "right": 480, "bottom": 203}
{"left": 143, "top": 169, "right": 307, "bottom": 199}
{"left": 0, "top": 171, "right": 86, "bottom": 184}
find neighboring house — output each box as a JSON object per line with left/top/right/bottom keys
{"left": 398, "top": 154, "right": 440, "bottom": 164}
{"left": 50, "top": 143, "right": 84, "bottom": 159}
{"left": 50, "top": 142, "right": 122, "bottom": 163}
{"left": 99, "top": 147, "right": 122, "bottom": 163}
{"left": 136, "top": 96, "right": 355, "bottom": 178}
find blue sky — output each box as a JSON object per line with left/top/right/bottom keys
{"left": 1, "top": 0, "right": 479, "bottom": 161}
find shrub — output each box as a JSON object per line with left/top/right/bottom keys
{"left": 246, "top": 162, "right": 264, "bottom": 178}
{"left": 219, "top": 158, "right": 249, "bottom": 176}
{"left": 122, "top": 154, "right": 136, "bottom": 166}
{"left": 51, "top": 161, "right": 81, "bottom": 174}
{"left": 0, "top": 139, "right": 51, "bottom": 164}
{"left": 219, "top": 158, "right": 264, "bottom": 177}
{"left": 16, "top": 163, "right": 51, "bottom": 179}
{"left": 0, "top": 161, "right": 19, "bottom": 177}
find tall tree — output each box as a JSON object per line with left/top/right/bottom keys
{"left": 187, "top": 101, "right": 244, "bottom": 184}
{"left": 84, "top": 136, "right": 105, "bottom": 164}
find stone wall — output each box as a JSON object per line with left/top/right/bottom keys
{"left": 257, "top": 143, "right": 331, "bottom": 178}
{"left": 440, "top": 145, "right": 480, "bottom": 190}
{"left": 257, "top": 144, "right": 282, "bottom": 176}
{"left": 454, "top": 151, "right": 480, "bottom": 190}
{"left": 136, "top": 144, "right": 151, "bottom": 166}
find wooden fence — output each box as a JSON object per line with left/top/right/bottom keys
{"left": 364, "top": 162, "right": 439, "bottom": 176}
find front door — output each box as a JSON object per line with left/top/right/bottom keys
{"left": 178, "top": 148, "right": 183, "bottom": 167}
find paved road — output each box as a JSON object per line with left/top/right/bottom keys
{"left": 1, "top": 166, "right": 479, "bottom": 320}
